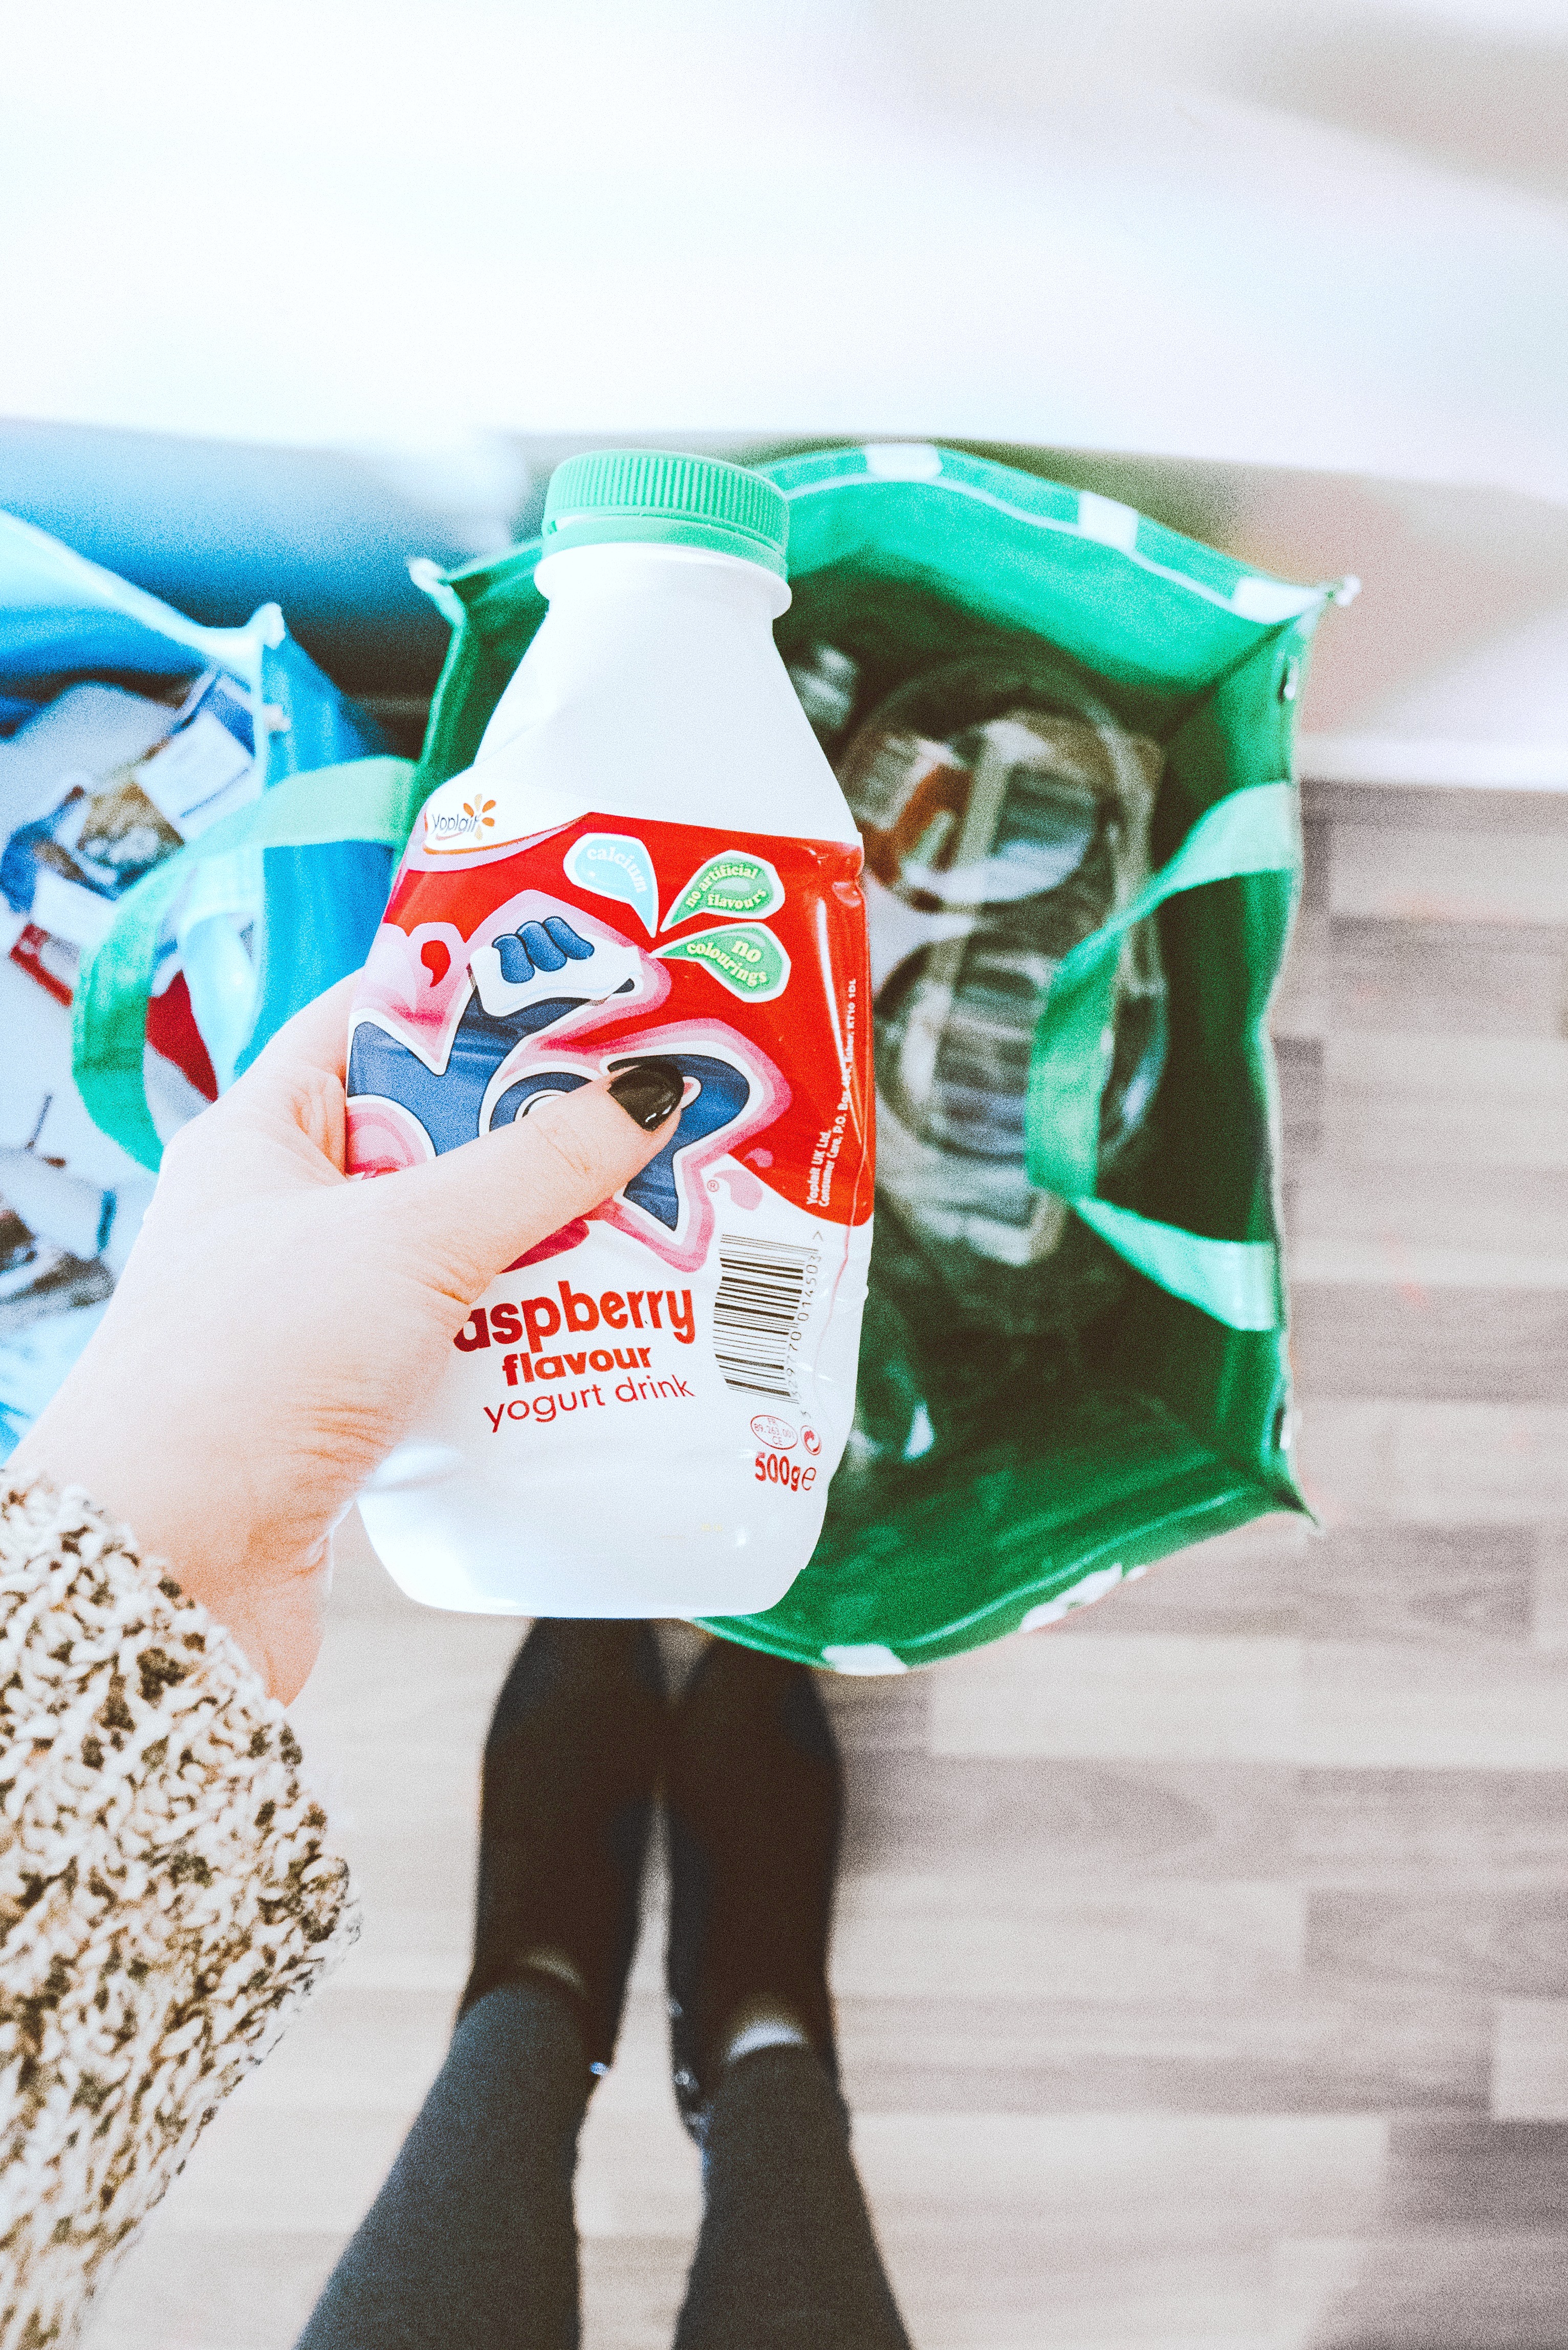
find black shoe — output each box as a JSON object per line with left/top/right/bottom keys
{"left": 664, "top": 1640, "right": 842, "bottom": 2141}
{"left": 458, "top": 1619, "right": 666, "bottom": 2077}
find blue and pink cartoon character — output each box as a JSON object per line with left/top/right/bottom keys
{"left": 345, "top": 892, "right": 786, "bottom": 1272}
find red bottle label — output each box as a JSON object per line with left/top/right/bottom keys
{"left": 346, "top": 812, "right": 874, "bottom": 1272}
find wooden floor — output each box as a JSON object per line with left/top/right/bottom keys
{"left": 89, "top": 779, "right": 1568, "bottom": 2350}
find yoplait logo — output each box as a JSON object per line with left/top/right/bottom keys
{"left": 426, "top": 793, "right": 497, "bottom": 843}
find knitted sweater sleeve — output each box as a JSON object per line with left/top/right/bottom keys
{"left": 0, "top": 1476, "right": 357, "bottom": 2348}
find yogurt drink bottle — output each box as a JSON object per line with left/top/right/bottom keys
{"left": 345, "top": 451, "right": 875, "bottom": 1617}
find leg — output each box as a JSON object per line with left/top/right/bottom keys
{"left": 676, "top": 2042, "right": 911, "bottom": 2350}
{"left": 296, "top": 1620, "right": 667, "bottom": 2350}
{"left": 296, "top": 1978, "right": 588, "bottom": 2350}
{"left": 664, "top": 1644, "right": 913, "bottom": 2350}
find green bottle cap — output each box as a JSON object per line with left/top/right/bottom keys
{"left": 540, "top": 449, "right": 789, "bottom": 577}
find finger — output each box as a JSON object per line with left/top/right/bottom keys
{"left": 248, "top": 972, "right": 361, "bottom": 1087}
{"left": 198, "top": 973, "right": 361, "bottom": 1178}
{"left": 356, "top": 1063, "right": 686, "bottom": 1301}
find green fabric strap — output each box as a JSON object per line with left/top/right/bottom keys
{"left": 72, "top": 756, "right": 418, "bottom": 1173}
{"left": 1025, "top": 781, "right": 1297, "bottom": 1331}
{"left": 1074, "top": 1199, "right": 1280, "bottom": 1333}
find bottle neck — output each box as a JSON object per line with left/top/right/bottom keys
{"left": 532, "top": 540, "right": 792, "bottom": 625}
{"left": 464, "top": 529, "right": 856, "bottom": 845}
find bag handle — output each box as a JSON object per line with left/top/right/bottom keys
{"left": 1023, "top": 781, "right": 1298, "bottom": 1331}
{"left": 72, "top": 756, "right": 419, "bottom": 1172}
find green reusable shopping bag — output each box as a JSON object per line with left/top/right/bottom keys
{"left": 83, "top": 444, "right": 1337, "bottom": 1666}
{"left": 386, "top": 443, "right": 1342, "bottom": 1671}
{"left": 710, "top": 446, "right": 1340, "bottom": 1668}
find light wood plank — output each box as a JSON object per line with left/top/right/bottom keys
{"left": 875, "top": 2233, "right": 1285, "bottom": 2350}
{"left": 850, "top": 2111, "right": 1387, "bottom": 2237}
{"left": 80, "top": 2226, "right": 340, "bottom": 2350}
{"left": 1307, "top": 1888, "right": 1568, "bottom": 1996}
{"left": 1286, "top": 1161, "right": 1568, "bottom": 1283}
{"left": 880, "top": 2235, "right": 1279, "bottom": 2350}
{"left": 929, "top": 1632, "right": 1305, "bottom": 1763}
{"left": 1298, "top": 1399, "right": 1568, "bottom": 1524}
{"left": 1378, "top": 2114, "right": 1568, "bottom": 2231}
{"left": 1274, "top": 910, "right": 1568, "bottom": 1042}
{"left": 1288, "top": 1238, "right": 1568, "bottom": 1288}
{"left": 1320, "top": 1032, "right": 1568, "bottom": 1171}
{"left": 1329, "top": 825, "right": 1568, "bottom": 925}
{"left": 930, "top": 1629, "right": 1568, "bottom": 1771}
{"left": 1292, "top": 1765, "right": 1568, "bottom": 1890}
{"left": 831, "top": 1874, "right": 1304, "bottom": 2003}
{"left": 1277, "top": 2233, "right": 1568, "bottom": 2350}
{"left": 1492, "top": 2000, "right": 1568, "bottom": 2120}
{"left": 1533, "top": 1525, "right": 1568, "bottom": 1653}
{"left": 1273, "top": 1033, "right": 1324, "bottom": 1156}
{"left": 1302, "top": 781, "right": 1568, "bottom": 836}
{"left": 1071, "top": 1521, "right": 1533, "bottom": 1642}
{"left": 1302, "top": 1643, "right": 1568, "bottom": 1772}
{"left": 1290, "top": 1283, "right": 1568, "bottom": 1402}
{"left": 121, "top": 2100, "right": 425, "bottom": 2237}
{"left": 578, "top": 2239, "right": 694, "bottom": 2350}
{"left": 839, "top": 1988, "right": 1489, "bottom": 2116}
{"left": 841, "top": 1753, "right": 1303, "bottom": 1881}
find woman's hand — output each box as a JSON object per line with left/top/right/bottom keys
{"left": 10, "top": 976, "right": 683, "bottom": 1700}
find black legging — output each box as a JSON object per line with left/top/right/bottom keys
{"left": 295, "top": 1980, "right": 913, "bottom": 2350}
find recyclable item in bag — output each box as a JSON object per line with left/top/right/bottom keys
{"left": 786, "top": 642, "right": 860, "bottom": 748}
{"left": 0, "top": 669, "right": 258, "bottom": 935}
{"left": 839, "top": 653, "right": 1168, "bottom": 1340}
{"left": 0, "top": 1176, "right": 115, "bottom": 1459}
{"left": 0, "top": 940, "right": 150, "bottom": 1461}
{"left": 345, "top": 452, "right": 874, "bottom": 1620}
{"left": 2, "top": 682, "right": 193, "bottom": 963}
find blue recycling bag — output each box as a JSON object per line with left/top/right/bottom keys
{"left": 0, "top": 509, "right": 389, "bottom": 1169}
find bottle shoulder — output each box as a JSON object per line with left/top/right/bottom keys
{"left": 452, "top": 598, "right": 860, "bottom": 846}
{"left": 440, "top": 729, "right": 860, "bottom": 848}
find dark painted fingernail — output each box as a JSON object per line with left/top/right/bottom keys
{"left": 608, "top": 1057, "right": 685, "bottom": 1130}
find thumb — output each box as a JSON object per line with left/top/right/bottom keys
{"left": 356, "top": 1061, "right": 686, "bottom": 1301}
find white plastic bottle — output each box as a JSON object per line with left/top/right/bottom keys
{"left": 345, "top": 451, "right": 874, "bottom": 1617}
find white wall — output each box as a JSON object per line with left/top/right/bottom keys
{"left": 4, "top": 0, "right": 1566, "bottom": 503}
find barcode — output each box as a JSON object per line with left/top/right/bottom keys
{"left": 712, "top": 1233, "right": 818, "bottom": 1400}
